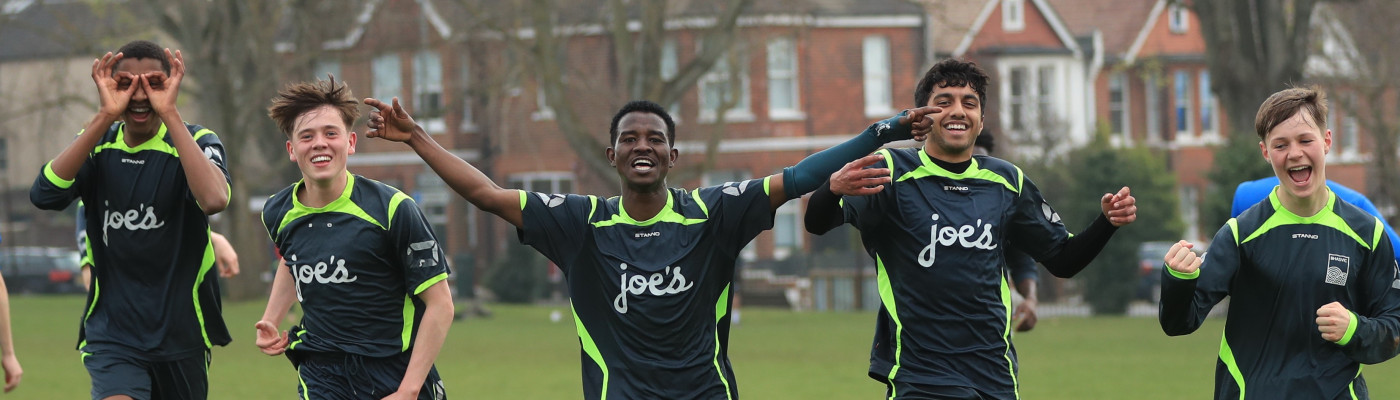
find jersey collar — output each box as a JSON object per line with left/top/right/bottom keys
{"left": 292, "top": 171, "right": 356, "bottom": 212}
{"left": 115, "top": 122, "right": 170, "bottom": 151}
{"left": 616, "top": 189, "right": 675, "bottom": 226}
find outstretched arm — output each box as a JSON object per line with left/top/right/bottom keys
{"left": 766, "top": 107, "right": 934, "bottom": 211}
{"left": 1038, "top": 187, "right": 1136, "bottom": 278}
{"left": 364, "top": 97, "right": 523, "bottom": 227}
{"left": 803, "top": 155, "right": 890, "bottom": 235}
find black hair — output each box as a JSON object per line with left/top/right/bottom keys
{"left": 114, "top": 40, "right": 171, "bottom": 74}
{"left": 914, "top": 59, "right": 989, "bottom": 111}
{"left": 975, "top": 131, "right": 996, "bottom": 154}
{"left": 608, "top": 100, "right": 676, "bottom": 145}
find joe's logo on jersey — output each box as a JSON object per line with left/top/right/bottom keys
{"left": 918, "top": 213, "right": 998, "bottom": 267}
{"left": 102, "top": 202, "right": 166, "bottom": 244}
{"left": 612, "top": 263, "right": 695, "bottom": 314}
{"left": 286, "top": 254, "right": 359, "bottom": 302}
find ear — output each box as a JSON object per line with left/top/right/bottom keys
{"left": 606, "top": 147, "right": 616, "bottom": 167}
{"left": 347, "top": 132, "right": 358, "bottom": 155}
{"left": 1258, "top": 140, "right": 1268, "bottom": 164}
{"left": 286, "top": 140, "right": 295, "bottom": 162}
{"left": 669, "top": 148, "right": 679, "bottom": 167}
{"left": 1323, "top": 129, "right": 1332, "bottom": 154}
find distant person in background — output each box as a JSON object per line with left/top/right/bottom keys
{"left": 0, "top": 232, "right": 22, "bottom": 393}
{"left": 1233, "top": 176, "right": 1400, "bottom": 264}
{"left": 972, "top": 132, "right": 1039, "bottom": 332}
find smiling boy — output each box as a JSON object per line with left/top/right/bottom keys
{"left": 29, "top": 40, "right": 231, "bottom": 400}
{"left": 805, "top": 59, "right": 1138, "bottom": 399}
{"left": 1159, "top": 86, "right": 1400, "bottom": 399}
{"left": 255, "top": 77, "right": 452, "bottom": 400}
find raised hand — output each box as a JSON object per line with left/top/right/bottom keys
{"left": 1101, "top": 186, "right": 1137, "bottom": 227}
{"left": 141, "top": 48, "right": 184, "bottom": 117}
{"left": 1316, "top": 302, "right": 1353, "bottom": 343}
{"left": 254, "top": 320, "right": 290, "bottom": 356}
{"left": 92, "top": 52, "right": 137, "bottom": 118}
{"left": 364, "top": 97, "right": 419, "bottom": 143}
{"left": 828, "top": 154, "right": 891, "bottom": 196}
{"left": 1163, "top": 240, "right": 1202, "bottom": 275}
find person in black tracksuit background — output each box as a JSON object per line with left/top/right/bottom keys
{"left": 1160, "top": 86, "right": 1400, "bottom": 400}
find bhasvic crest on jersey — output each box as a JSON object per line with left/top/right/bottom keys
{"left": 203, "top": 146, "right": 224, "bottom": 166}
{"left": 535, "top": 193, "right": 566, "bottom": 207}
{"left": 1041, "top": 201, "right": 1061, "bottom": 223}
{"left": 721, "top": 179, "right": 754, "bottom": 196}
{"left": 1325, "top": 254, "right": 1350, "bottom": 286}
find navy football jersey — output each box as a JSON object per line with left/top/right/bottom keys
{"left": 1160, "top": 190, "right": 1400, "bottom": 400}
{"left": 518, "top": 178, "right": 773, "bottom": 400}
{"left": 261, "top": 173, "right": 450, "bottom": 357}
{"left": 841, "top": 148, "right": 1070, "bottom": 399}
{"left": 30, "top": 121, "right": 232, "bottom": 360}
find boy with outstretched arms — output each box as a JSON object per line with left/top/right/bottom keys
{"left": 364, "top": 95, "right": 935, "bottom": 398}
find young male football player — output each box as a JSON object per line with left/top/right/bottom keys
{"left": 805, "top": 59, "right": 1138, "bottom": 399}
{"left": 1160, "top": 86, "right": 1400, "bottom": 399}
{"left": 364, "top": 95, "right": 936, "bottom": 398}
{"left": 29, "top": 40, "right": 231, "bottom": 400}
{"left": 255, "top": 77, "right": 452, "bottom": 400}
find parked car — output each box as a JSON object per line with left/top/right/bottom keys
{"left": 0, "top": 247, "right": 83, "bottom": 294}
{"left": 1135, "top": 241, "right": 1176, "bottom": 303}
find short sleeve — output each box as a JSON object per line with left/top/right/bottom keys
{"left": 697, "top": 177, "right": 775, "bottom": 245}
{"left": 388, "top": 194, "right": 450, "bottom": 296}
{"left": 519, "top": 192, "right": 594, "bottom": 273}
{"left": 1005, "top": 175, "right": 1070, "bottom": 261}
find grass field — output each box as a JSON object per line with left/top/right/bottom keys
{"left": 8, "top": 295, "right": 1400, "bottom": 399}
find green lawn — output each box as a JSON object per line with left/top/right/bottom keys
{"left": 8, "top": 295, "right": 1400, "bottom": 399}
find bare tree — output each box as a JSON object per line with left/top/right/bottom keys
{"left": 1190, "top": 0, "right": 1322, "bottom": 137}
{"left": 1317, "top": 0, "right": 1400, "bottom": 219}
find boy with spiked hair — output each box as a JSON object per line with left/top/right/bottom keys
{"left": 1160, "top": 86, "right": 1400, "bottom": 399}
{"left": 256, "top": 77, "right": 452, "bottom": 399}
{"left": 30, "top": 39, "right": 231, "bottom": 400}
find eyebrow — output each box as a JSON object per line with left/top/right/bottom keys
{"left": 295, "top": 124, "right": 341, "bottom": 136}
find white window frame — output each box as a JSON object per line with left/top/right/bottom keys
{"left": 1173, "top": 70, "right": 1195, "bottom": 144}
{"left": 773, "top": 201, "right": 802, "bottom": 260}
{"left": 697, "top": 44, "right": 753, "bottom": 122}
{"left": 508, "top": 172, "right": 574, "bottom": 194}
{"left": 1329, "top": 94, "right": 1363, "bottom": 163}
{"left": 1145, "top": 75, "right": 1163, "bottom": 144}
{"left": 1008, "top": 67, "right": 1028, "bottom": 131}
{"left": 1169, "top": 4, "right": 1189, "bottom": 34}
{"left": 372, "top": 53, "right": 401, "bottom": 106}
{"left": 766, "top": 37, "right": 804, "bottom": 120}
{"left": 413, "top": 50, "right": 445, "bottom": 133}
{"left": 862, "top": 36, "right": 894, "bottom": 117}
{"left": 1108, "top": 72, "right": 1131, "bottom": 146}
{"left": 661, "top": 38, "right": 682, "bottom": 121}
{"left": 1179, "top": 185, "right": 1201, "bottom": 243}
{"left": 1036, "top": 66, "right": 1056, "bottom": 126}
{"left": 1198, "top": 70, "right": 1219, "bottom": 143}
{"left": 1003, "top": 0, "right": 1026, "bottom": 32}
{"left": 415, "top": 170, "right": 451, "bottom": 239}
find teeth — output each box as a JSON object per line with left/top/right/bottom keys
{"left": 1289, "top": 166, "right": 1309, "bottom": 171}
{"left": 130, "top": 107, "right": 150, "bottom": 113}
{"left": 311, "top": 156, "right": 331, "bottom": 163}
{"left": 633, "top": 159, "right": 654, "bottom": 167}
{"left": 946, "top": 124, "right": 967, "bottom": 130}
